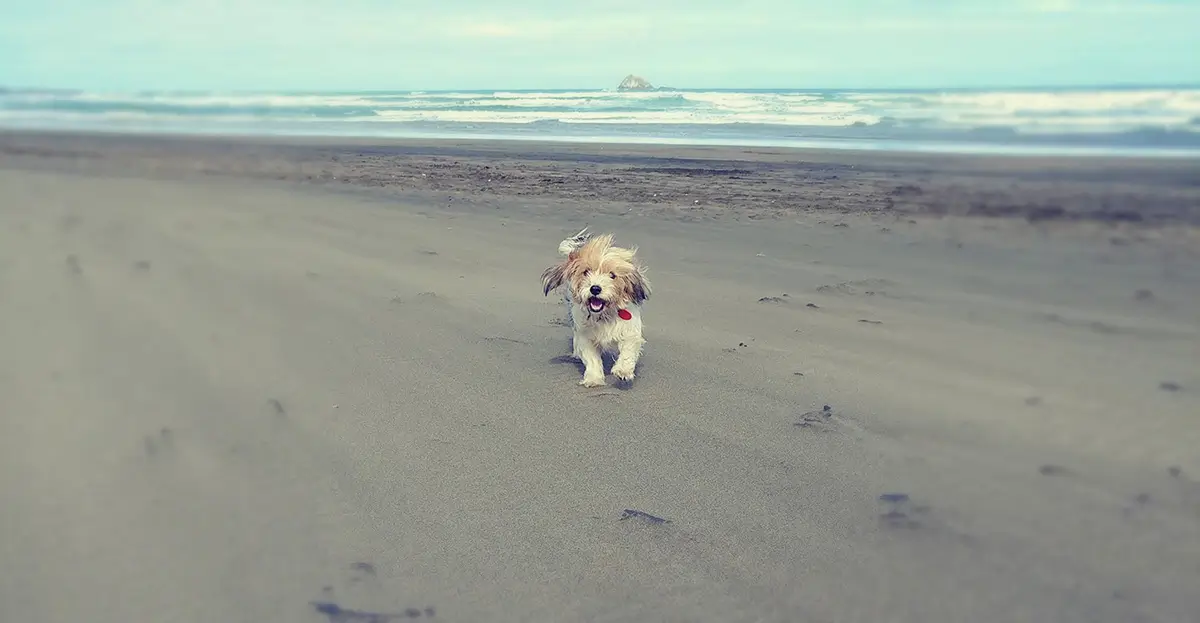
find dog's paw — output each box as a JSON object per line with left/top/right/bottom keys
{"left": 611, "top": 364, "right": 636, "bottom": 382}
{"left": 579, "top": 376, "right": 607, "bottom": 388}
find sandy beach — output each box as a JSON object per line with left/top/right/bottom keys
{"left": 1, "top": 130, "right": 1199, "bottom": 623}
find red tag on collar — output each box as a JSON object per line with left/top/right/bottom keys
{"left": 618, "top": 309, "right": 633, "bottom": 320}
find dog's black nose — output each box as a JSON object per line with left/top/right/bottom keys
{"left": 590, "top": 285, "right": 602, "bottom": 295}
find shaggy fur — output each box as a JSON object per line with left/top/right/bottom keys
{"left": 541, "top": 227, "right": 652, "bottom": 387}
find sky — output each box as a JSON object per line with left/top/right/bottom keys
{"left": 1, "top": 0, "right": 1198, "bottom": 91}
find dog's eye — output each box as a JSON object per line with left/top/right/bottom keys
{"left": 609, "top": 272, "right": 616, "bottom": 279}
{"left": 582, "top": 269, "right": 590, "bottom": 276}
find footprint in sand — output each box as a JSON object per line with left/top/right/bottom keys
{"left": 65, "top": 254, "right": 82, "bottom": 275}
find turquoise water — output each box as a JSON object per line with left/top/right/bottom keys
{"left": 3, "top": 85, "right": 1199, "bottom": 157}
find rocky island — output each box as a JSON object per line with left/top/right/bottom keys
{"left": 617, "top": 74, "right": 655, "bottom": 91}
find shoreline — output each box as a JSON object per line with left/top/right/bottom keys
{"left": 3, "top": 128, "right": 1200, "bottom": 230}
{"left": 6, "top": 123, "right": 1200, "bottom": 160}
{"left": 6, "top": 123, "right": 1200, "bottom": 158}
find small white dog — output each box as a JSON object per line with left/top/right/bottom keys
{"left": 541, "top": 227, "right": 652, "bottom": 387}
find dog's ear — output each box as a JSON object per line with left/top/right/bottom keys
{"left": 628, "top": 266, "right": 652, "bottom": 304}
{"left": 541, "top": 260, "right": 568, "bottom": 296}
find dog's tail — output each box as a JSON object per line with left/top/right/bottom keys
{"left": 557, "top": 226, "right": 592, "bottom": 257}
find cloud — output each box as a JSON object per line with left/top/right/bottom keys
{"left": 1025, "top": 0, "right": 1077, "bottom": 11}
{"left": 1020, "top": 0, "right": 1200, "bottom": 13}
{"left": 1, "top": 0, "right": 1197, "bottom": 90}
{"left": 442, "top": 16, "right": 654, "bottom": 41}
{"left": 453, "top": 23, "right": 529, "bottom": 38}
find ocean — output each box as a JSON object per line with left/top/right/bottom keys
{"left": 2, "top": 85, "right": 1199, "bottom": 157}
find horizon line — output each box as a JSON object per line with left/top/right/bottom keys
{"left": 4, "top": 81, "right": 1200, "bottom": 94}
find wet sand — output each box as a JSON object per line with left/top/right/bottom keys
{"left": 1, "top": 130, "right": 1199, "bottom": 623}
{"left": 4, "top": 129, "right": 1200, "bottom": 227}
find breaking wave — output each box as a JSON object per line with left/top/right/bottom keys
{"left": 3, "top": 86, "right": 1199, "bottom": 156}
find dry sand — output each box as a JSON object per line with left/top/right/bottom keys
{"left": 1, "top": 131, "right": 1199, "bottom": 623}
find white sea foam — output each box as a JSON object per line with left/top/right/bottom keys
{"left": 3, "top": 86, "right": 1198, "bottom": 155}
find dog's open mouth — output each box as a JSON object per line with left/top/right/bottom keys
{"left": 587, "top": 297, "right": 607, "bottom": 313}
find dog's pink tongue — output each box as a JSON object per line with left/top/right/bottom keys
{"left": 589, "top": 299, "right": 604, "bottom": 311}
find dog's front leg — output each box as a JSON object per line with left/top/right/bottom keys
{"left": 610, "top": 336, "right": 645, "bottom": 382}
{"left": 576, "top": 334, "right": 607, "bottom": 387}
